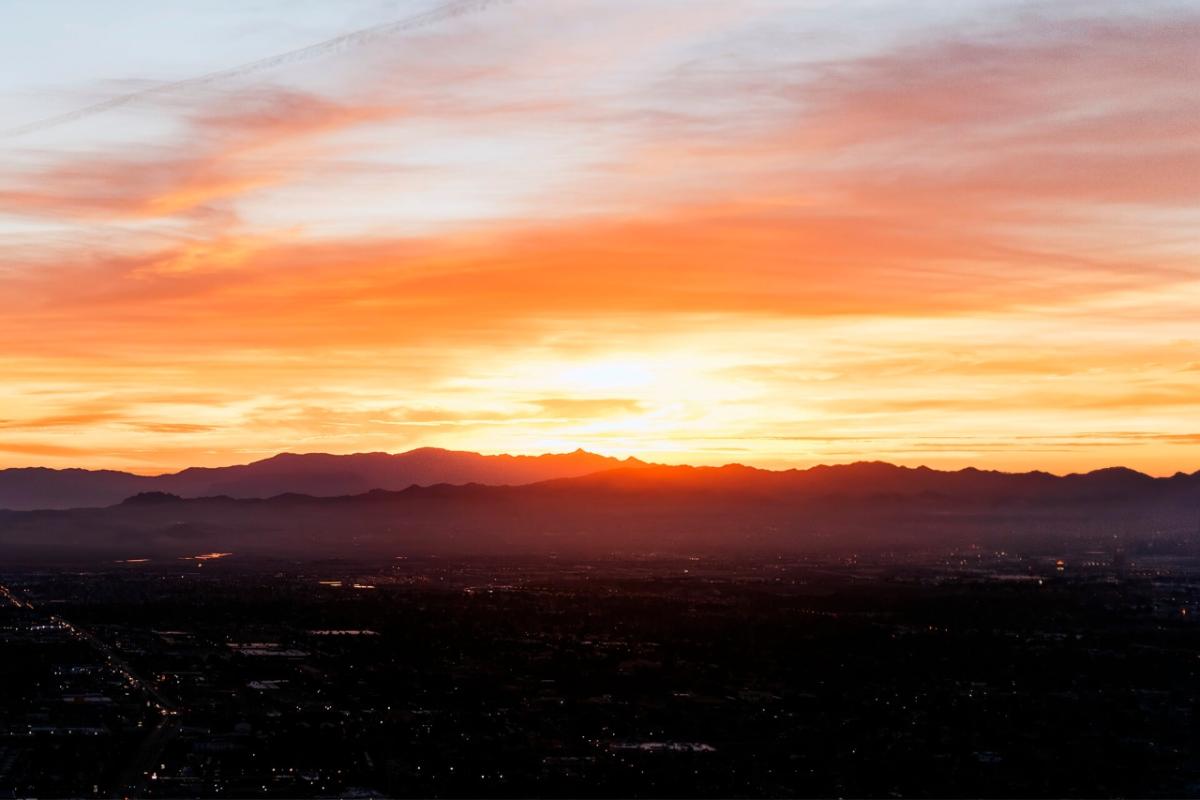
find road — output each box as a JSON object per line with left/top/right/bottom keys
{"left": 1, "top": 580, "right": 182, "bottom": 798}
{"left": 0, "top": 582, "right": 34, "bottom": 609}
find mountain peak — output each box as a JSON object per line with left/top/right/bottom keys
{"left": 120, "top": 491, "right": 182, "bottom": 505}
{"left": 0, "top": 448, "right": 1193, "bottom": 512}
{"left": 0, "top": 447, "right": 646, "bottom": 511}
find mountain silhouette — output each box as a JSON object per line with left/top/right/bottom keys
{"left": 0, "top": 447, "right": 647, "bottom": 510}
{"left": 0, "top": 458, "right": 1197, "bottom": 562}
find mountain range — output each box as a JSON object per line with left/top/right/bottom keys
{"left": 0, "top": 450, "right": 1198, "bottom": 562}
{"left": 0, "top": 447, "right": 646, "bottom": 510}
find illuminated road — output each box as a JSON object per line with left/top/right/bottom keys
{"left": 0, "top": 581, "right": 181, "bottom": 798}
{"left": 49, "top": 612, "right": 176, "bottom": 713}
{"left": 0, "top": 582, "right": 34, "bottom": 609}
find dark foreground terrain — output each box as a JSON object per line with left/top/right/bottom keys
{"left": 2, "top": 551, "right": 1199, "bottom": 798}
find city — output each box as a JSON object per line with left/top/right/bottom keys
{"left": 2, "top": 0, "right": 1198, "bottom": 796}
{"left": 2, "top": 549, "right": 1198, "bottom": 797}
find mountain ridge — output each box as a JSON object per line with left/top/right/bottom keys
{"left": 0, "top": 447, "right": 649, "bottom": 510}
{"left": 2, "top": 448, "right": 1199, "bottom": 511}
{"left": 1, "top": 458, "right": 1198, "bottom": 562}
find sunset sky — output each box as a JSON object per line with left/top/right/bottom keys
{"left": 1, "top": 0, "right": 1198, "bottom": 475}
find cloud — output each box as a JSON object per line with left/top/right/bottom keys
{"left": 0, "top": 412, "right": 125, "bottom": 430}
{"left": 0, "top": 441, "right": 93, "bottom": 457}
{"left": 129, "top": 423, "right": 219, "bottom": 434}
{"left": 0, "top": 87, "right": 402, "bottom": 221}
{"left": 1, "top": 2, "right": 1199, "bottom": 473}
{"left": 531, "top": 398, "right": 644, "bottom": 418}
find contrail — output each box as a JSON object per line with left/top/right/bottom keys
{"left": 1, "top": 0, "right": 510, "bottom": 139}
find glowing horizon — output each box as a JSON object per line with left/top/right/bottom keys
{"left": 2, "top": 0, "right": 1198, "bottom": 476}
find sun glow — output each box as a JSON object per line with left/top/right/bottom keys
{"left": 559, "top": 360, "right": 657, "bottom": 394}
{"left": 0, "top": 1, "right": 1197, "bottom": 475}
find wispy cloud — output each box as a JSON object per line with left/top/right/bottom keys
{"left": 0, "top": 1, "right": 1197, "bottom": 473}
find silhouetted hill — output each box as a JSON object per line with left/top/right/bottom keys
{"left": 0, "top": 447, "right": 647, "bottom": 510}
{"left": 542, "top": 461, "right": 1192, "bottom": 504}
{"left": 0, "top": 460, "right": 1197, "bottom": 562}
{"left": 120, "top": 491, "right": 184, "bottom": 505}
{"left": 0, "top": 467, "right": 150, "bottom": 512}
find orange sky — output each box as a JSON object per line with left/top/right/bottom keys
{"left": 1, "top": 0, "right": 1199, "bottom": 475}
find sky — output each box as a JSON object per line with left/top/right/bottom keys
{"left": 0, "top": 0, "right": 1198, "bottom": 475}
